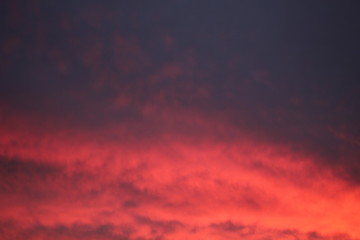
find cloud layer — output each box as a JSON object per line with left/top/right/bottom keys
{"left": 0, "top": 1, "right": 359, "bottom": 239}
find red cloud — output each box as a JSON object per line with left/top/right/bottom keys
{"left": 1, "top": 1, "right": 360, "bottom": 240}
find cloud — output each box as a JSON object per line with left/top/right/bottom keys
{"left": 0, "top": 221, "right": 130, "bottom": 240}
{"left": 0, "top": 218, "right": 356, "bottom": 240}
{"left": 1, "top": 1, "right": 360, "bottom": 240}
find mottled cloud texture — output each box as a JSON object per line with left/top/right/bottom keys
{"left": 1, "top": 1, "right": 360, "bottom": 240}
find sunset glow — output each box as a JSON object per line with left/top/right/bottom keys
{"left": 1, "top": 1, "right": 359, "bottom": 240}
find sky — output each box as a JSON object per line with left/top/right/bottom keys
{"left": 0, "top": 1, "right": 360, "bottom": 239}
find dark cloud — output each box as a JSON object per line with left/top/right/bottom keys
{"left": 0, "top": 221, "right": 130, "bottom": 240}
{"left": 1, "top": 217, "right": 354, "bottom": 240}
{"left": 0, "top": 156, "right": 63, "bottom": 198}
{"left": 210, "top": 220, "right": 248, "bottom": 233}
{"left": 135, "top": 216, "right": 184, "bottom": 235}
{"left": 2, "top": 0, "right": 359, "bottom": 184}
